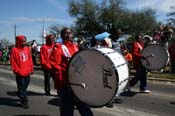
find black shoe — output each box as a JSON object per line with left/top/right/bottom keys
{"left": 113, "top": 98, "right": 123, "bottom": 104}
{"left": 105, "top": 101, "right": 114, "bottom": 108}
{"left": 45, "top": 92, "right": 51, "bottom": 96}
{"left": 21, "top": 103, "right": 29, "bottom": 109}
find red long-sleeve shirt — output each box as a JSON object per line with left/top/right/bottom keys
{"left": 10, "top": 35, "right": 33, "bottom": 77}
{"left": 132, "top": 41, "right": 144, "bottom": 69}
{"left": 40, "top": 44, "right": 54, "bottom": 70}
{"left": 50, "top": 40, "right": 79, "bottom": 90}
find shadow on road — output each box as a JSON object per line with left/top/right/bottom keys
{"left": 0, "top": 97, "right": 21, "bottom": 108}
{"left": 48, "top": 97, "right": 62, "bottom": 107}
{"left": 13, "top": 114, "right": 49, "bottom": 116}
{"left": 6, "top": 91, "right": 45, "bottom": 97}
{"left": 120, "top": 91, "right": 138, "bottom": 97}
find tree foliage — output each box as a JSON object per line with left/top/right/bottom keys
{"left": 68, "top": 0, "right": 159, "bottom": 38}
{"left": 49, "top": 24, "right": 64, "bottom": 38}
{"left": 167, "top": 6, "right": 175, "bottom": 26}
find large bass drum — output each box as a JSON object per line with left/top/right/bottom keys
{"left": 67, "top": 47, "right": 129, "bottom": 107}
{"left": 141, "top": 44, "right": 170, "bottom": 71}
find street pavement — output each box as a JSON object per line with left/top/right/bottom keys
{"left": 0, "top": 65, "right": 174, "bottom": 116}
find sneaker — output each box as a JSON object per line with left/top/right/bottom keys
{"left": 140, "top": 90, "right": 151, "bottom": 93}
{"left": 113, "top": 98, "right": 123, "bottom": 104}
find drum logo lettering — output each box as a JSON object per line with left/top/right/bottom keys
{"left": 102, "top": 65, "right": 113, "bottom": 89}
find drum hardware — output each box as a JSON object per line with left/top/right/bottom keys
{"left": 145, "top": 54, "right": 154, "bottom": 58}
{"left": 143, "top": 54, "right": 154, "bottom": 67}
{"left": 117, "top": 77, "right": 129, "bottom": 86}
{"left": 114, "top": 63, "right": 127, "bottom": 68}
{"left": 103, "top": 51, "right": 116, "bottom": 56}
{"left": 70, "top": 82, "right": 86, "bottom": 89}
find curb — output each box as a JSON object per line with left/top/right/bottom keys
{"left": 148, "top": 77, "right": 175, "bottom": 83}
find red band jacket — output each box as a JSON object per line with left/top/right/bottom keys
{"left": 50, "top": 40, "right": 79, "bottom": 90}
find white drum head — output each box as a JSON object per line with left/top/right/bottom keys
{"left": 68, "top": 49, "right": 118, "bottom": 107}
{"left": 141, "top": 44, "right": 169, "bottom": 70}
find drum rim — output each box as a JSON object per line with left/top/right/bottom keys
{"left": 141, "top": 44, "right": 170, "bottom": 71}
{"left": 67, "top": 47, "right": 119, "bottom": 108}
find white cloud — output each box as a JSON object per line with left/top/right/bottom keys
{"left": 0, "top": 17, "right": 59, "bottom": 25}
{"left": 135, "top": 0, "right": 174, "bottom": 13}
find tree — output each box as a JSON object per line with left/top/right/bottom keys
{"left": 68, "top": 0, "right": 159, "bottom": 40}
{"left": 167, "top": 6, "right": 175, "bottom": 26}
{"left": 49, "top": 24, "right": 65, "bottom": 38}
{"left": 68, "top": 0, "right": 101, "bottom": 36}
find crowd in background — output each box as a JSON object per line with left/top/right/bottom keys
{"left": 0, "top": 24, "right": 175, "bottom": 74}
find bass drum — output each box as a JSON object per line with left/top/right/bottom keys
{"left": 141, "top": 44, "right": 170, "bottom": 71}
{"left": 67, "top": 47, "right": 129, "bottom": 107}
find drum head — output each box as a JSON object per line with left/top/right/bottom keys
{"left": 141, "top": 44, "right": 169, "bottom": 70}
{"left": 68, "top": 49, "right": 118, "bottom": 107}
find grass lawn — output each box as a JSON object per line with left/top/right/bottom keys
{"left": 130, "top": 66, "right": 175, "bottom": 80}
{"left": 147, "top": 72, "right": 175, "bottom": 80}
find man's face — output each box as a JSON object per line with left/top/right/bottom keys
{"left": 21, "top": 38, "right": 27, "bottom": 47}
{"left": 48, "top": 35, "right": 55, "bottom": 43}
{"left": 62, "top": 29, "right": 73, "bottom": 40}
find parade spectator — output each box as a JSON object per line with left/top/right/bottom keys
{"left": 2, "top": 48, "right": 8, "bottom": 64}
{"left": 168, "top": 40, "right": 175, "bottom": 74}
{"left": 129, "top": 34, "right": 151, "bottom": 93}
{"left": 162, "top": 25, "right": 174, "bottom": 48}
{"left": 40, "top": 34, "right": 55, "bottom": 95}
{"left": 10, "top": 35, "right": 33, "bottom": 109}
{"left": 111, "top": 28, "right": 123, "bottom": 53}
{"left": 31, "top": 40, "right": 38, "bottom": 66}
{"left": 50, "top": 28, "right": 93, "bottom": 116}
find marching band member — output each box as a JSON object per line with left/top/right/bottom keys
{"left": 40, "top": 34, "right": 55, "bottom": 95}
{"left": 10, "top": 35, "right": 33, "bottom": 109}
{"left": 50, "top": 28, "right": 93, "bottom": 116}
{"left": 129, "top": 34, "right": 151, "bottom": 93}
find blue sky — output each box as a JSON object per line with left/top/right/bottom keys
{"left": 0, "top": 0, "right": 174, "bottom": 43}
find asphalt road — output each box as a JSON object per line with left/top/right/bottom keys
{"left": 0, "top": 65, "right": 175, "bottom": 116}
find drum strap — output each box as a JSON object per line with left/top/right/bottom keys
{"left": 136, "top": 42, "right": 143, "bottom": 51}
{"left": 61, "top": 45, "right": 71, "bottom": 58}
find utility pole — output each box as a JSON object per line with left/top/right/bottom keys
{"left": 42, "top": 18, "right": 46, "bottom": 44}
{"left": 14, "top": 24, "right": 17, "bottom": 43}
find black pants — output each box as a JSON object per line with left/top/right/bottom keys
{"left": 16, "top": 75, "right": 30, "bottom": 104}
{"left": 43, "top": 70, "right": 54, "bottom": 94}
{"left": 129, "top": 65, "right": 147, "bottom": 90}
{"left": 60, "top": 87, "right": 93, "bottom": 116}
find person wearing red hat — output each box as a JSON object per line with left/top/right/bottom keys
{"left": 50, "top": 28, "right": 93, "bottom": 116}
{"left": 10, "top": 35, "right": 33, "bottom": 109}
{"left": 40, "top": 34, "right": 55, "bottom": 95}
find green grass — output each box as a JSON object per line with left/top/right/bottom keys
{"left": 147, "top": 72, "right": 175, "bottom": 80}
{"left": 130, "top": 66, "right": 175, "bottom": 80}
